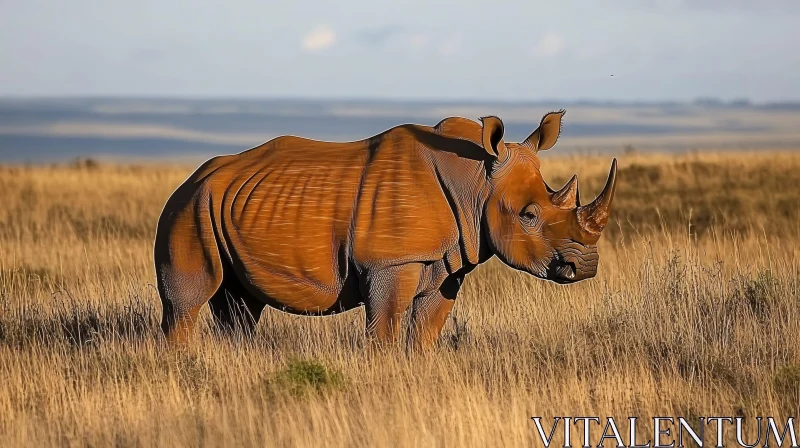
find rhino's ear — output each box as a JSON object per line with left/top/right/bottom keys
{"left": 480, "top": 116, "right": 507, "bottom": 159}
{"left": 522, "top": 110, "right": 565, "bottom": 152}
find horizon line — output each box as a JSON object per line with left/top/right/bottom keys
{"left": 1, "top": 94, "right": 799, "bottom": 107}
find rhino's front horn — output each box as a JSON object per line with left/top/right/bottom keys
{"left": 551, "top": 174, "right": 580, "bottom": 209}
{"left": 577, "top": 159, "right": 618, "bottom": 235}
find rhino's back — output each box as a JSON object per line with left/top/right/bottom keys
{"left": 202, "top": 136, "right": 370, "bottom": 312}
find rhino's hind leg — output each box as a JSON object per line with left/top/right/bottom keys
{"left": 208, "top": 276, "right": 266, "bottom": 336}
{"left": 155, "top": 185, "right": 224, "bottom": 345}
{"left": 159, "top": 296, "right": 205, "bottom": 346}
{"left": 157, "top": 264, "right": 223, "bottom": 345}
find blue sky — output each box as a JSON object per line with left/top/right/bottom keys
{"left": 1, "top": 0, "right": 798, "bottom": 101}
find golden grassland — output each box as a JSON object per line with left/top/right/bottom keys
{"left": 0, "top": 151, "right": 799, "bottom": 447}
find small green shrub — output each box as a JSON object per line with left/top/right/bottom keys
{"left": 272, "top": 359, "right": 345, "bottom": 397}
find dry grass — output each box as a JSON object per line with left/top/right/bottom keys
{"left": 0, "top": 152, "right": 799, "bottom": 447}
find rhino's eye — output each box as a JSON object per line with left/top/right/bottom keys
{"left": 520, "top": 206, "right": 539, "bottom": 226}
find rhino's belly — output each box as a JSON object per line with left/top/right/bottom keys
{"left": 232, "top": 254, "right": 363, "bottom": 315}
{"left": 220, "top": 207, "right": 360, "bottom": 312}
{"left": 214, "top": 154, "right": 365, "bottom": 313}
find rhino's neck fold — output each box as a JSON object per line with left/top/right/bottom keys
{"left": 427, "top": 148, "right": 492, "bottom": 271}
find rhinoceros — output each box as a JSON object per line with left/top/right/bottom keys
{"left": 154, "top": 111, "right": 617, "bottom": 347}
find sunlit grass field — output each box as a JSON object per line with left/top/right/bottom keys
{"left": 0, "top": 152, "right": 798, "bottom": 446}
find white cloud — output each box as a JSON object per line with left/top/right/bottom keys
{"left": 302, "top": 26, "right": 336, "bottom": 51}
{"left": 532, "top": 33, "right": 565, "bottom": 57}
{"left": 408, "top": 33, "right": 428, "bottom": 50}
{"left": 438, "top": 34, "right": 462, "bottom": 56}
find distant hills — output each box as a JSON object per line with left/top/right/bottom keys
{"left": 1, "top": 98, "right": 798, "bottom": 162}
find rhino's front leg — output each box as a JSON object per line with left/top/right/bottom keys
{"left": 362, "top": 263, "right": 423, "bottom": 345}
{"left": 407, "top": 274, "right": 462, "bottom": 350}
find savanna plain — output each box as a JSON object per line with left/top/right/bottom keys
{"left": 0, "top": 151, "right": 798, "bottom": 447}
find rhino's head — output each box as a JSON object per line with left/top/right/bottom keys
{"left": 480, "top": 111, "right": 617, "bottom": 284}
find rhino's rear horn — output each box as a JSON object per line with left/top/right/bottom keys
{"left": 577, "top": 159, "right": 617, "bottom": 235}
{"left": 551, "top": 174, "right": 580, "bottom": 209}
